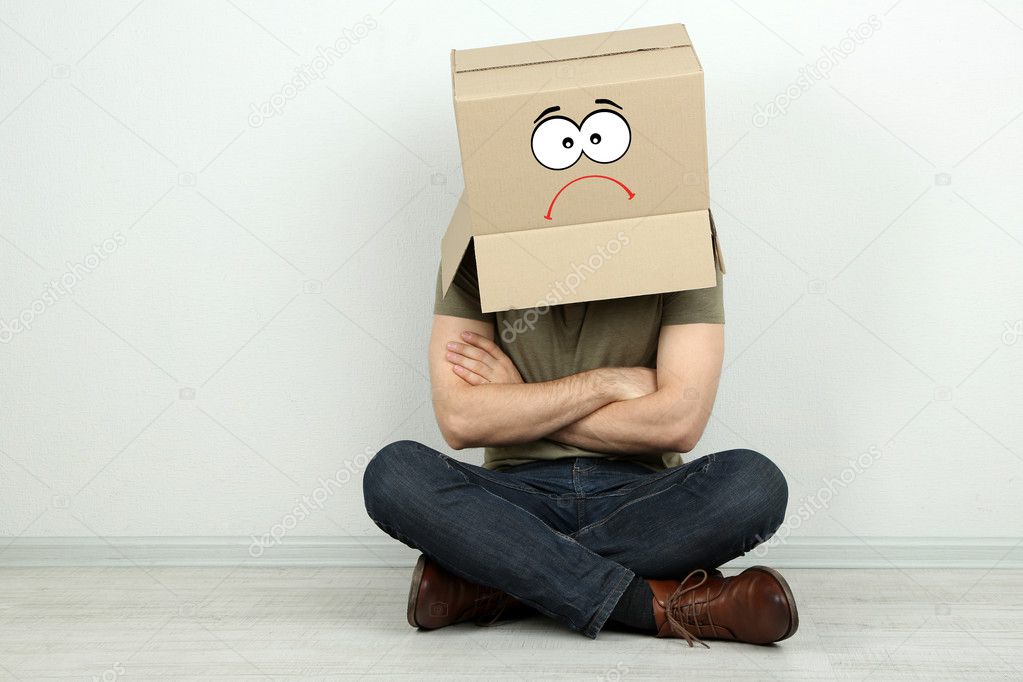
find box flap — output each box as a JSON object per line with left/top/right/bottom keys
{"left": 473, "top": 209, "right": 716, "bottom": 313}
{"left": 453, "top": 48, "right": 702, "bottom": 100}
{"left": 453, "top": 24, "right": 691, "bottom": 73}
{"left": 709, "top": 209, "right": 725, "bottom": 274}
{"left": 440, "top": 195, "right": 475, "bottom": 295}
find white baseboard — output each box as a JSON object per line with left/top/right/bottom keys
{"left": 1, "top": 536, "right": 1020, "bottom": 569}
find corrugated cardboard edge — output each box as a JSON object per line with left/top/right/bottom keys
{"left": 441, "top": 44, "right": 471, "bottom": 298}
{"left": 454, "top": 44, "right": 692, "bottom": 73}
{"left": 449, "top": 48, "right": 457, "bottom": 94}
{"left": 709, "top": 209, "right": 726, "bottom": 275}
{"left": 453, "top": 24, "right": 692, "bottom": 73}
{"left": 440, "top": 196, "right": 475, "bottom": 296}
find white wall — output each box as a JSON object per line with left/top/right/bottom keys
{"left": 1, "top": 0, "right": 1021, "bottom": 553}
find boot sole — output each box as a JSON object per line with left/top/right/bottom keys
{"left": 749, "top": 565, "right": 799, "bottom": 641}
{"left": 406, "top": 555, "right": 427, "bottom": 628}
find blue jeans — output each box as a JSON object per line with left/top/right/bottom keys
{"left": 363, "top": 441, "right": 787, "bottom": 638}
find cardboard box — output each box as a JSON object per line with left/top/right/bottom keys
{"left": 441, "top": 24, "right": 724, "bottom": 313}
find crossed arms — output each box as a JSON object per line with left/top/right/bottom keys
{"left": 429, "top": 314, "right": 724, "bottom": 455}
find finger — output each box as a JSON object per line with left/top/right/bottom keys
{"left": 446, "top": 351, "right": 493, "bottom": 379}
{"left": 446, "top": 341, "right": 495, "bottom": 367}
{"left": 459, "top": 333, "right": 520, "bottom": 380}
{"left": 460, "top": 331, "right": 506, "bottom": 358}
{"left": 451, "top": 363, "right": 488, "bottom": 385}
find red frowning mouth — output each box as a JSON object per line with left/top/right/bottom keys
{"left": 544, "top": 175, "right": 635, "bottom": 220}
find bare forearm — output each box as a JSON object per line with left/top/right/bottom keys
{"left": 550, "top": 389, "right": 706, "bottom": 454}
{"left": 552, "top": 325, "right": 724, "bottom": 455}
{"left": 434, "top": 369, "right": 620, "bottom": 449}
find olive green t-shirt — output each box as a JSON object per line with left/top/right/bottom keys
{"left": 434, "top": 247, "right": 724, "bottom": 471}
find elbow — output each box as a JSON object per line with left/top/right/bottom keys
{"left": 672, "top": 433, "right": 698, "bottom": 454}
{"left": 436, "top": 411, "right": 472, "bottom": 450}
{"left": 433, "top": 388, "right": 490, "bottom": 450}
{"left": 668, "top": 419, "right": 706, "bottom": 454}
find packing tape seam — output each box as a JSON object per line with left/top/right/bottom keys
{"left": 454, "top": 44, "right": 691, "bottom": 74}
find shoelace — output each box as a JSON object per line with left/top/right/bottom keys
{"left": 472, "top": 589, "right": 514, "bottom": 627}
{"left": 664, "top": 568, "right": 712, "bottom": 648}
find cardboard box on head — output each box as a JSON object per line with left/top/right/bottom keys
{"left": 441, "top": 23, "right": 725, "bottom": 314}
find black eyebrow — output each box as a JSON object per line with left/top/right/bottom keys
{"left": 595, "top": 98, "right": 622, "bottom": 110}
{"left": 533, "top": 106, "right": 560, "bottom": 123}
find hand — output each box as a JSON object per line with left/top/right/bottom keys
{"left": 603, "top": 367, "right": 658, "bottom": 401}
{"left": 446, "top": 331, "right": 524, "bottom": 385}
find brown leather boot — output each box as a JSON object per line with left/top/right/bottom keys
{"left": 406, "top": 554, "right": 528, "bottom": 629}
{"left": 648, "top": 566, "right": 798, "bottom": 646}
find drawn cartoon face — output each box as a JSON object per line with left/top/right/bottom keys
{"left": 531, "top": 99, "right": 635, "bottom": 220}
{"left": 531, "top": 98, "right": 631, "bottom": 169}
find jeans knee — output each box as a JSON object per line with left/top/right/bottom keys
{"left": 720, "top": 448, "right": 789, "bottom": 534}
{"left": 362, "top": 440, "right": 423, "bottom": 522}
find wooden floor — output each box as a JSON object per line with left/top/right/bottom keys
{"left": 0, "top": 567, "right": 1020, "bottom": 680}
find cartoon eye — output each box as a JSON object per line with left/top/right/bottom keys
{"left": 531, "top": 116, "right": 582, "bottom": 170}
{"left": 580, "top": 110, "right": 630, "bottom": 164}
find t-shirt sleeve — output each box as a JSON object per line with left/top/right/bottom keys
{"left": 660, "top": 269, "right": 725, "bottom": 326}
{"left": 433, "top": 253, "right": 495, "bottom": 324}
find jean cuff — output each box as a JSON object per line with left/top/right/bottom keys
{"left": 582, "top": 565, "right": 635, "bottom": 639}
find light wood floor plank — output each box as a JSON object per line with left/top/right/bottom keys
{"left": 0, "top": 568, "right": 1020, "bottom": 680}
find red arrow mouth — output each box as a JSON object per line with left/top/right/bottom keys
{"left": 544, "top": 175, "right": 635, "bottom": 221}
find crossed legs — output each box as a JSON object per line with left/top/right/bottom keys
{"left": 362, "top": 441, "right": 787, "bottom": 638}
